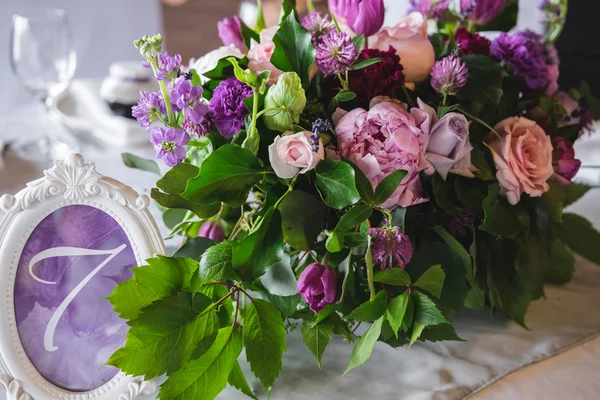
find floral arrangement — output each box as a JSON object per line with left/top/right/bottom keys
{"left": 110, "top": 0, "right": 600, "bottom": 398}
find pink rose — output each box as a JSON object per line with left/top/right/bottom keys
{"left": 335, "top": 101, "right": 429, "bottom": 208}
{"left": 372, "top": 12, "right": 435, "bottom": 83}
{"left": 269, "top": 131, "right": 325, "bottom": 179}
{"left": 485, "top": 117, "right": 554, "bottom": 205}
{"left": 248, "top": 27, "right": 283, "bottom": 85}
{"left": 552, "top": 136, "right": 581, "bottom": 185}
{"left": 426, "top": 116, "right": 475, "bottom": 180}
{"left": 546, "top": 64, "right": 559, "bottom": 97}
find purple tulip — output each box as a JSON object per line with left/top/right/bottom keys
{"left": 345, "top": 0, "right": 385, "bottom": 37}
{"left": 328, "top": 0, "right": 351, "bottom": 17}
{"left": 297, "top": 263, "right": 337, "bottom": 313}
{"left": 198, "top": 221, "right": 225, "bottom": 242}
{"left": 461, "top": 0, "right": 506, "bottom": 25}
{"left": 217, "top": 16, "right": 246, "bottom": 51}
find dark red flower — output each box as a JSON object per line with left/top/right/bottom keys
{"left": 455, "top": 28, "right": 491, "bottom": 56}
{"left": 348, "top": 46, "right": 405, "bottom": 107}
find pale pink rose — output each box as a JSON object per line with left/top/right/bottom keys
{"left": 485, "top": 117, "right": 554, "bottom": 205}
{"left": 546, "top": 64, "right": 559, "bottom": 97}
{"left": 248, "top": 27, "right": 283, "bottom": 85}
{"left": 335, "top": 101, "right": 429, "bottom": 208}
{"left": 372, "top": 12, "right": 435, "bottom": 83}
{"left": 269, "top": 131, "right": 325, "bottom": 179}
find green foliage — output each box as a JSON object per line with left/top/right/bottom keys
{"left": 345, "top": 316, "right": 384, "bottom": 374}
{"left": 279, "top": 190, "right": 326, "bottom": 250}
{"left": 315, "top": 159, "right": 360, "bottom": 209}
{"left": 373, "top": 269, "right": 411, "bottom": 286}
{"left": 259, "top": 253, "right": 298, "bottom": 296}
{"left": 559, "top": 213, "right": 600, "bottom": 265}
{"left": 480, "top": 0, "right": 519, "bottom": 32}
{"left": 228, "top": 362, "right": 258, "bottom": 400}
{"left": 108, "top": 292, "right": 218, "bottom": 378}
{"left": 271, "top": 13, "right": 315, "bottom": 88}
{"left": 562, "top": 183, "right": 591, "bottom": 207}
{"left": 121, "top": 152, "right": 160, "bottom": 175}
{"left": 346, "top": 291, "right": 388, "bottom": 322}
{"left": 174, "top": 237, "right": 216, "bottom": 260}
{"left": 409, "top": 291, "right": 447, "bottom": 345}
{"left": 413, "top": 265, "right": 445, "bottom": 298}
{"left": 108, "top": 256, "right": 199, "bottom": 320}
{"left": 301, "top": 319, "right": 334, "bottom": 368}
{"left": 459, "top": 55, "right": 505, "bottom": 105}
{"left": 244, "top": 299, "right": 287, "bottom": 390}
{"left": 387, "top": 291, "right": 410, "bottom": 338}
{"left": 158, "top": 327, "right": 242, "bottom": 400}
{"left": 198, "top": 241, "right": 239, "bottom": 284}
{"left": 352, "top": 58, "right": 384, "bottom": 70}
{"left": 480, "top": 183, "right": 530, "bottom": 239}
{"left": 546, "top": 239, "right": 575, "bottom": 284}
{"left": 263, "top": 72, "right": 307, "bottom": 132}
{"left": 335, "top": 205, "right": 373, "bottom": 233}
{"left": 373, "top": 170, "right": 408, "bottom": 206}
{"left": 342, "top": 157, "right": 374, "bottom": 203}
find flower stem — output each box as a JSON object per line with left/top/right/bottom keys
{"left": 149, "top": 57, "right": 176, "bottom": 126}
{"left": 364, "top": 36, "right": 369, "bottom": 50}
{"left": 366, "top": 236, "right": 376, "bottom": 301}
{"left": 273, "top": 174, "right": 298, "bottom": 210}
{"left": 442, "top": 93, "right": 448, "bottom": 107}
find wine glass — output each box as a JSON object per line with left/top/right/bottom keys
{"left": 10, "top": 7, "right": 79, "bottom": 160}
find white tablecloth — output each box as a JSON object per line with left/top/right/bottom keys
{"left": 1, "top": 106, "right": 600, "bottom": 400}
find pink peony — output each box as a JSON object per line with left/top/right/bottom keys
{"left": 268, "top": 131, "right": 325, "bottom": 179}
{"left": 248, "top": 27, "right": 283, "bottom": 85}
{"left": 485, "top": 117, "right": 554, "bottom": 205}
{"left": 372, "top": 12, "right": 435, "bottom": 83}
{"left": 552, "top": 136, "right": 581, "bottom": 185}
{"left": 335, "top": 101, "right": 429, "bottom": 208}
{"left": 546, "top": 64, "right": 559, "bottom": 97}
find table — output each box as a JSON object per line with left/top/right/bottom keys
{"left": 1, "top": 104, "right": 600, "bottom": 400}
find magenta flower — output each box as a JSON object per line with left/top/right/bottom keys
{"left": 301, "top": 12, "right": 335, "bottom": 46}
{"left": 430, "top": 56, "right": 469, "bottom": 96}
{"left": 461, "top": 0, "right": 506, "bottom": 25}
{"left": 328, "top": 0, "right": 351, "bottom": 17}
{"left": 218, "top": 16, "right": 246, "bottom": 52}
{"left": 173, "top": 79, "right": 209, "bottom": 124}
{"left": 345, "top": 0, "right": 385, "bottom": 37}
{"left": 409, "top": 0, "right": 451, "bottom": 20}
{"left": 198, "top": 221, "right": 225, "bottom": 242}
{"left": 182, "top": 118, "right": 211, "bottom": 138}
{"left": 552, "top": 137, "right": 581, "bottom": 185}
{"left": 150, "top": 127, "right": 190, "bottom": 167}
{"left": 155, "top": 52, "right": 182, "bottom": 81}
{"left": 208, "top": 77, "right": 253, "bottom": 138}
{"left": 368, "top": 227, "right": 413, "bottom": 269}
{"left": 455, "top": 28, "right": 491, "bottom": 56}
{"left": 315, "top": 30, "right": 358, "bottom": 77}
{"left": 132, "top": 91, "right": 162, "bottom": 131}
{"left": 297, "top": 263, "right": 337, "bottom": 313}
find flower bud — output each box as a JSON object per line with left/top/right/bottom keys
{"left": 346, "top": 0, "right": 385, "bottom": 37}
{"left": 198, "top": 221, "right": 225, "bottom": 242}
{"left": 263, "top": 72, "right": 307, "bottom": 132}
{"left": 297, "top": 263, "right": 337, "bottom": 313}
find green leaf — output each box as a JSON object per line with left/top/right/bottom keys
{"left": 344, "top": 232, "right": 368, "bottom": 248}
{"left": 352, "top": 34, "right": 365, "bottom": 52}
{"left": 158, "top": 327, "right": 242, "bottom": 400}
{"left": 158, "top": 163, "right": 199, "bottom": 194}
{"left": 108, "top": 292, "right": 218, "bottom": 378}
{"left": 239, "top": 18, "right": 259, "bottom": 48}
{"left": 412, "top": 291, "right": 447, "bottom": 327}
{"left": 121, "top": 152, "right": 160, "bottom": 175}
{"left": 559, "top": 213, "right": 600, "bottom": 265}
{"left": 301, "top": 320, "right": 333, "bottom": 368}
{"left": 325, "top": 231, "right": 345, "bottom": 253}
{"left": 263, "top": 72, "right": 307, "bottom": 132}
{"left": 279, "top": 190, "right": 327, "bottom": 250}
{"left": 233, "top": 207, "right": 285, "bottom": 278}
{"left": 373, "top": 170, "right": 408, "bottom": 206}
{"left": 459, "top": 55, "right": 505, "bottom": 105}
{"left": 546, "top": 239, "right": 575, "bottom": 284}
{"left": 345, "top": 315, "right": 384, "bottom": 374}
{"left": 244, "top": 299, "right": 287, "bottom": 390}
{"left": 336, "top": 252, "right": 354, "bottom": 303}
{"left": 259, "top": 253, "right": 298, "bottom": 296}
{"left": 562, "top": 183, "right": 591, "bottom": 207}
{"left": 373, "top": 269, "right": 411, "bottom": 286}
{"left": 335, "top": 91, "right": 357, "bottom": 102}
{"left": 409, "top": 322, "right": 425, "bottom": 346}
{"left": 342, "top": 157, "right": 374, "bottom": 203}
{"left": 152, "top": 189, "right": 221, "bottom": 219}
{"left": 480, "top": 0, "right": 518, "bottom": 32}
{"left": 198, "top": 241, "right": 240, "bottom": 284}
{"left": 437, "top": 104, "right": 460, "bottom": 118}
{"left": 315, "top": 159, "right": 360, "bottom": 209}
{"left": 335, "top": 205, "right": 373, "bottom": 233}
{"left": 189, "top": 68, "right": 202, "bottom": 86}
{"left": 352, "top": 57, "right": 384, "bottom": 70}
{"left": 418, "top": 324, "right": 464, "bottom": 343}
{"left": 270, "top": 13, "right": 315, "bottom": 88}
{"left": 228, "top": 361, "right": 258, "bottom": 400}
{"left": 413, "top": 265, "right": 445, "bottom": 298}
{"left": 108, "top": 256, "right": 199, "bottom": 320}
{"left": 539, "top": 183, "right": 565, "bottom": 223}
{"left": 480, "top": 183, "right": 530, "bottom": 239}
{"left": 346, "top": 290, "right": 388, "bottom": 322}
{"left": 432, "top": 174, "right": 461, "bottom": 216}
{"left": 183, "top": 145, "right": 264, "bottom": 208}
{"left": 174, "top": 237, "right": 215, "bottom": 260}
{"left": 387, "top": 291, "right": 410, "bottom": 338}
{"left": 163, "top": 209, "right": 189, "bottom": 230}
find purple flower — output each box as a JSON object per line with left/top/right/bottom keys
{"left": 461, "top": 0, "right": 506, "bottom": 25}
{"left": 491, "top": 30, "right": 549, "bottom": 89}
{"left": 311, "top": 118, "right": 332, "bottom": 134}
{"left": 430, "top": 56, "right": 469, "bottom": 96}
{"left": 173, "top": 79, "right": 209, "bottom": 124}
{"left": 297, "top": 263, "right": 337, "bottom": 313}
{"left": 198, "top": 221, "right": 225, "bottom": 242}
{"left": 182, "top": 118, "right": 212, "bottom": 138}
{"left": 442, "top": 209, "right": 475, "bottom": 239}
{"left": 410, "top": 0, "right": 451, "bottom": 20}
{"left": 368, "top": 227, "right": 413, "bottom": 270}
{"left": 218, "top": 16, "right": 246, "bottom": 51}
{"left": 208, "top": 77, "right": 253, "bottom": 138}
{"left": 132, "top": 91, "right": 162, "bottom": 131}
{"left": 301, "top": 12, "right": 335, "bottom": 46}
{"left": 315, "top": 30, "right": 358, "bottom": 77}
{"left": 156, "top": 52, "right": 182, "bottom": 81}
{"left": 150, "top": 127, "right": 190, "bottom": 167}
{"left": 345, "top": 0, "right": 385, "bottom": 37}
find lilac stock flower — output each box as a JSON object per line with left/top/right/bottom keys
{"left": 301, "top": 12, "right": 335, "bottom": 46}
{"left": 461, "top": 0, "right": 506, "bottom": 25}
{"left": 368, "top": 227, "right": 413, "bottom": 270}
{"left": 315, "top": 30, "right": 358, "bottom": 77}
{"left": 218, "top": 16, "right": 246, "bottom": 51}
{"left": 150, "top": 127, "right": 190, "bottom": 167}
{"left": 155, "top": 52, "right": 182, "bottom": 81}
{"left": 297, "top": 263, "right": 337, "bottom": 313}
{"left": 345, "top": 0, "right": 385, "bottom": 37}
{"left": 409, "top": 0, "right": 451, "bottom": 20}
{"left": 208, "top": 77, "right": 253, "bottom": 138}
{"left": 173, "top": 79, "right": 209, "bottom": 124}
{"left": 430, "top": 56, "right": 469, "bottom": 96}
{"left": 182, "top": 118, "right": 211, "bottom": 138}
{"left": 198, "top": 221, "right": 225, "bottom": 242}
{"left": 491, "top": 30, "right": 549, "bottom": 89}
{"left": 132, "top": 91, "right": 162, "bottom": 130}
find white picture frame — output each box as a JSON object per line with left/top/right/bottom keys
{"left": 0, "top": 154, "right": 164, "bottom": 400}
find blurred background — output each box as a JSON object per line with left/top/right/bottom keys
{"left": 0, "top": 0, "right": 550, "bottom": 117}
